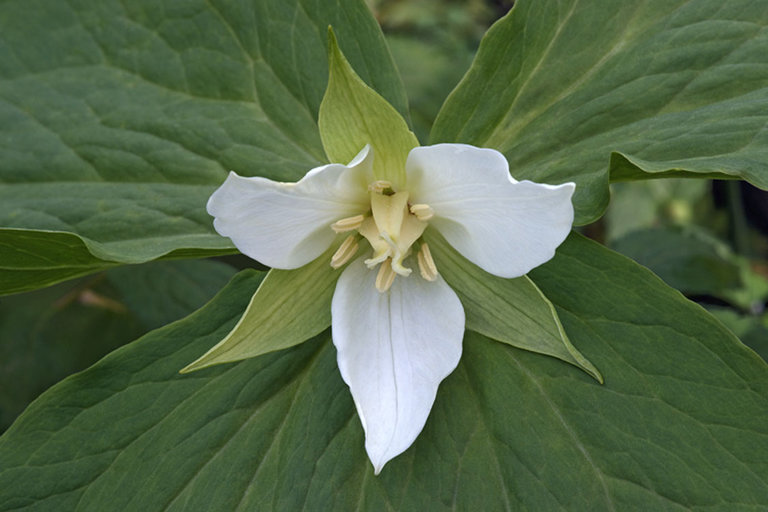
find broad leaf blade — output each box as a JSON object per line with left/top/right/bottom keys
{"left": 708, "top": 307, "right": 768, "bottom": 362}
{"left": 1, "top": 236, "right": 767, "bottom": 509}
{"left": 426, "top": 229, "right": 602, "bottom": 382}
{"left": 0, "top": 259, "right": 235, "bottom": 431}
{"left": 431, "top": 0, "right": 768, "bottom": 224}
{"left": 0, "top": 228, "right": 115, "bottom": 295}
{"left": 0, "top": 227, "right": 235, "bottom": 296}
{"left": 105, "top": 259, "right": 239, "bottom": 330}
{"left": 0, "top": 0, "right": 408, "bottom": 292}
{"left": 611, "top": 226, "right": 742, "bottom": 297}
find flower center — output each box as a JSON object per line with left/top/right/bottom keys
{"left": 329, "top": 181, "right": 438, "bottom": 292}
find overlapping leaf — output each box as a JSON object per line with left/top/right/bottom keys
{"left": 1, "top": 236, "right": 766, "bottom": 510}
{"left": 0, "top": 259, "right": 235, "bottom": 431}
{"left": 0, "top": 0, "right": 408, "bottom": 293}
{"left": 611, "top": 226, "right": 742, "bottom": 296}
{"left": 432, "top": 0, "right": 768, "bottom": 224}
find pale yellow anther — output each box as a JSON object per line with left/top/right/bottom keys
{"left": 375, "top": 259, "right": 396, "bottom": 292}
{"left": 331, "top": 214, "right": 365, "bottom": 233}
{"left": 409, "top": 204, "right": 434, "bottom": 221}
{"left": 368, "top": 180, "right": 393, "bottom": 194}
{"left": 417, "top": 243, "right": 438, "bottom": 281}
{"left": 330, "top": 235, "right": 358, "bottom": 269}
{"left": 361, "top": 181, "right": 433, "bottom": 290}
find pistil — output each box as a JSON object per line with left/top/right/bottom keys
{"left": 329, "top": 181, "right": 439, "bottom": 291}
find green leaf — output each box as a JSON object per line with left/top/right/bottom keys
{"left": 425, "top": 229, "right": 602, "bottom": 383}
{"left": 611, "top": 226, "right": 742, "bottom": 297}
{"left": 609, "top": 152, "right": 750, "bottom": 183}
{"left": 0, "top": 276, "right": 143, "bottom": 432}
{"left": 707, "top": 307, "right": 768, "bottom": 362}
{"left": 319, "top": 29, "right": 419, "bottom": 189}
{"left": 105, "top": 259, "right": 239, "bottom": 330}
{"left": 0, "top": 0, "right": 408, "bottom": 292}
{"left": 431, "top": 0, "right": 768, "bottom": 224}
{"left": 2, "top": 236, "right": 767, "bottom": 509}
{"left": 0, "top": 228, "right": 115, "bottom": 296}
{"left": 0, "top": 227, "right": 235, "bottom": 296}
{"left": 0, "top": 259, "right": 235, "bottom": 431}
{"left": 181, "top": 246, "right": 346, "bottom": 372}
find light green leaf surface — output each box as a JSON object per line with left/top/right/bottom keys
{"left": 426, "top": 229, "right": 602, "bottom": 383}
{"left": 182, "top": 246, "right": 345, "bottom": 372}
{"left": 0, "top": 0, "right": 408, "bottom": 292}
{"left": 431, "top": 0, "right": 768, "bottom": 224}
{"left": 319, "top": 29, "right": 419, "bottom": 189}
{"left": 2, "top": 236, "right": 766, "bottom": 510}
{"left": 0, "top": 259, "right": 235, "bottom": 431}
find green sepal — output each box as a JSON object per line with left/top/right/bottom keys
{"left": 426, "top": 230, "right": 603, "bottom": 383}
{"left": 181, "top": 244, "right": 351, "bottom": 372}
{"left": 318, "top": 28, "right": 419, "bottom": 190}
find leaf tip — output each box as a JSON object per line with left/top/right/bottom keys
{"left": 326, "top": 26, "right": 340, "bottom": 60}
{"left": 179, "top": 360, "right": 202, "bottom": 374}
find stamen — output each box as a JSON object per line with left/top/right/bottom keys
{"left": 331, "top": 214, "right": 365, "bottom": 233}
{"left": 330, "top": 235, "right": 358, "bottom": 269}
{"left": 375, "top": 259, "right": 396, "bottom": 292}
{"left": 417, "top": 243, "right": 438, "bottom": 281}
{"left": 410, "top": 204, "right": 434, "bottom": 221}
{"left": 368, "top": 180, "right": 393, "bottom": 194}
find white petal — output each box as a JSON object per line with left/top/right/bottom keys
{"left": 331, "top": 257, "right": 464, "bottom": 474}
{"left": 207, "top": 147, "right": 372, "bottom": 269}
{"left": 406, "top": 144, "right": 575, "bottom": 278}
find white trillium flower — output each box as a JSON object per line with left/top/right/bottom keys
{"left": 207, "top": 143, "right": 575, "bottom": 474}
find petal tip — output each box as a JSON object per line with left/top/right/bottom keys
{"left": 367, "top": 447, "right": 393, "bottom": 476}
